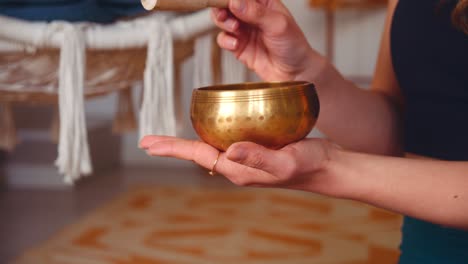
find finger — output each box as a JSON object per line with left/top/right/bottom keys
{"left": 145, "top": 138, "right": 277, "bottom": 186}
{"left": 139, "top": 135, "right": 178, "bottom": 149}
{"left": 211, "top": 7, "right": 229, "bottom": 22}
{"left": 226, "top": 141, "right": 297, "bottom": 177}
{"left": 217, "top": 31, "right": 239, "bottom": 51}
{"left": 146, "top": 138, "right": 220, "bottom": 169}
{"left": 229, "top": 0, "right": 283, "bottom": 29}
{"left": 212, "top": 15, "right": 241, "bottom": 34}
{"left": 144, "top": 138, "right": 247, "bottom": 182}
{"left": 216, "top": 154, "right": 276, "bottom": 186}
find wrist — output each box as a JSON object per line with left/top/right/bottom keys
{"left": 293, "top": 49, "right": 328, "bottom": 84}
{"left": 322, "top": 145, "right": 371, "bottom": 200}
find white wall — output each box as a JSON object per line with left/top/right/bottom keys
{"left": 284, "top": 1, "right": 387, "bottom": 78}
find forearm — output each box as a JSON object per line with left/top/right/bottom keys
{"left": 330, "top": 149, "right": 468, "bottom": 230}
{"left": 296, "top": 53, "right": 403, "bottom": 155}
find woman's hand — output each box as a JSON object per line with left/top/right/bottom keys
{"left": 212, "top": 0, "right": 325, "bottom": 82}
{"left": 140, "top": 136, "right": 347, "bottom": 197}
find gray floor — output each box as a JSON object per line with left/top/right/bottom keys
{"left": 0, "top": 165, "right": 233, "bottom": 263}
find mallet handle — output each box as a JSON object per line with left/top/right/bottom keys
{"left": 142, "top": 0, "right": 229, "bottom": 11}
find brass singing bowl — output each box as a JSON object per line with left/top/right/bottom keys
{"left": 190, "top": 81, "right": 320, "bottom": 151}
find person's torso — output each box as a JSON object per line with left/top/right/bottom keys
{"left": 392, "top": 0, "right": 468, "bottom": 160}
{"left": 391, "top": 0, "right": 468, "bottom": 263}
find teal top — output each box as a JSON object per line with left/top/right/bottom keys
{"left": 400, "top": 217, "right": 468, "bottom": 263}
{"left": 391, "top": 0, "right": 468, "bottom": 263}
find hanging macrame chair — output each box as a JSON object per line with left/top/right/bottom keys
{"left": 0, "top": 1, "right": 247, "bottom": 184}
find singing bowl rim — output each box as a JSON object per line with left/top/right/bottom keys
{"left": 191, "top": 81, "right": 320, "bottom": 118}
{"left": 193, "top": 81, "right": 313, "bottom": 93}
{"left": 192, "top": 81, "right": 317, "bottom": 102}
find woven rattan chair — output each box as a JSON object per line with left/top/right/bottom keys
{"left": 0, "top": 9, "right": 221, "bottom": 183}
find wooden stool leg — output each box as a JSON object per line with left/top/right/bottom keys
{"left": 50, "top": 106, "right": 60, "bottom": 144}
{"left": 174, "top": 59, "right": 183, "bottom": 135}
{"left": 113, "top": 87, "right": 137, "bottom": 134}
{"left": 0, "top": 103, "right": 17, "bottom": 151}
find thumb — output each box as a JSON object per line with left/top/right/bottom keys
{"left": 226, "top": 142, "right": 295, "bottom": 176}
{"left": 229, "top": 0, "right": 284, "bottom": 30}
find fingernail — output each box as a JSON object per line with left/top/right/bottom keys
{"left": 226, "top": 20, "right": 238, "bottom": 31}
{"left": 231, "top": 0, "right": 245, "bottom": 13}
{"left": 231, "top": 38, "right": 238, "bottom": 49}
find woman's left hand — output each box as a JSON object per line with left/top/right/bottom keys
{"left": 140, "top": 136, "right": 346, "bottom": 197}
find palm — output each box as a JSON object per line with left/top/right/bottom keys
{"left": 140, "top": 135, "right": 338, "bottom": 196}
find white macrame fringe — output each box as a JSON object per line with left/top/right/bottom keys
{"left": 0, "top": 10, "right": 217, "bottom": 184}
{"left": 193, "top": 33, "right": 214, "bottom": 88}
{"left": 139, "top": 20, "right": 176, "bottom": 139}
{"left": 54, "top": 24, "right": 92, "bottom": 184}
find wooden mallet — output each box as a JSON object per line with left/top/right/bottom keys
{"left": 141, "top": 0, "right": 230, "bottom": 11}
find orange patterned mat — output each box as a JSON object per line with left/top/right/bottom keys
{"left": 15, "top": 187, "right": 402, "bottom": 264}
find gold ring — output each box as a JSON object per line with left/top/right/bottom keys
{"left": 209, "top": 152, "right": 221, "bottom": 176}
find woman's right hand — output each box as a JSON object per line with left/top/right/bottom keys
{"left": 212, "top": 0, "right": 325, "bottom": 82}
